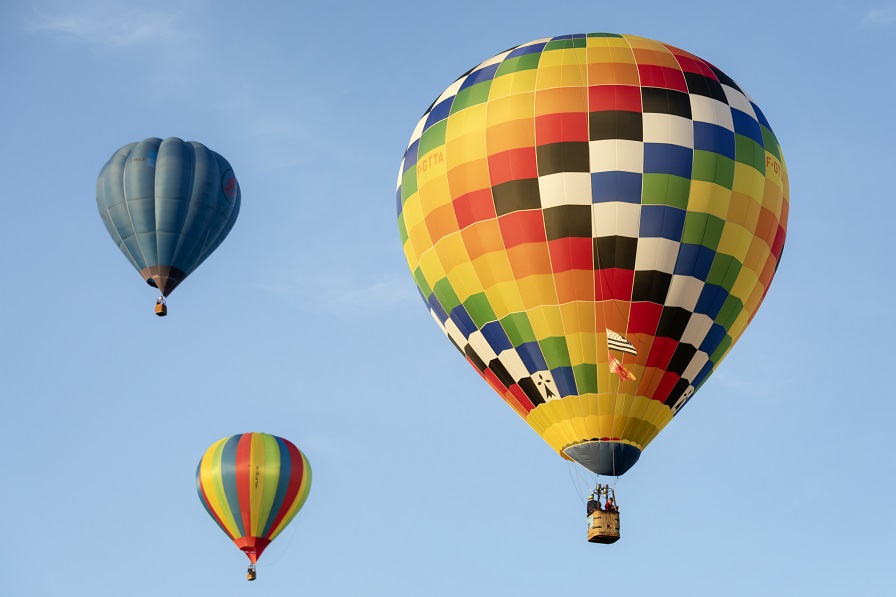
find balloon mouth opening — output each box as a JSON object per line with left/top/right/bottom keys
{"left": 563, "top": 441, "right": 641, "bottom": 476}
{"left": 233, "top": 536, "right": 272, "bottom": 564}
{"left": 140, "top": 265, "right": 187, "bottom": 296}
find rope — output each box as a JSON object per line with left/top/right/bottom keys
{"left": 254, "top": 522, "right": 300, "bottom": 570}
{"left": 567, "top": 461, "right": 600, "bottom": 504}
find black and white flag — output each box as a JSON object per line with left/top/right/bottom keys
{"left": 606, "top": 329, "right": 638, "bottom": 355}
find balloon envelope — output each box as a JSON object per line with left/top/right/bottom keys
{"left": 396, "top": 33, "right": 788, "bottom": 476}
{"left": 196, "top": 433, "right": 311, "bottom": 563}
{"left": 96, "top": 137, "right": 240, "bottom": 296}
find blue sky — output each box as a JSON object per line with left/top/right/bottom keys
{"left": 1, "top": 1, "right": 894, "bottom": 595}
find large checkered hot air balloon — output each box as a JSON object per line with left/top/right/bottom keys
{"left": 196, "top": 433, "right": 311, "bottom": 581}
{"left": 397, "top": 33, "right": 788, "bottom": 481}
{"left": 96, "top": 137, "right": 241, "bottom": 316}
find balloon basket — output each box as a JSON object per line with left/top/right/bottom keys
{"left": 587, "top": 510, "right": 620, "bottom": 544}
{"left": 154, "top": 302, "right": 167, "bottom": 317}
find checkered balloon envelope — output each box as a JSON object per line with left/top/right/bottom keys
{"left": 396, "top": 33, "right": 788, "bottom": 476}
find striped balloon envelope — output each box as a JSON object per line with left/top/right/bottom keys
{"left": 96, "top": 137, "right": 241, "bottom": 299}
{"left": 196, "top": 433, "right": 311, "bottom": 566}
{"left": 396, "top": 33, "right": 788, "bottom": 476}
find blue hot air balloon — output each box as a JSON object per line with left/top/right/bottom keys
{"left": 96, "top": 137, "right": 241, "bottom": 315}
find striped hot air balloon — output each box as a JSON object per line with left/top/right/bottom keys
{"left": 396, "top": 33, "right": 788, "bottom": 478}
{"left": 196, "top": 433, "right": 311, "bottom": 577}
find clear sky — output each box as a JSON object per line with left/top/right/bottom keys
{"left": 1, "top": 1, "right": 894, "bottom": 595}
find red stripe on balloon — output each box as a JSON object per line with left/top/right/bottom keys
{"left": 628, "top": 302, "right": 663, "bottom": 334}
{"left": 234, "top": 434, "right": 253, "bottom": 537}
{"left": 668, "top": 51, "right": 717, "bottom": 79}
{"left": 265, "top": 441, "right": 304, "bottom": 536}
{"left": 637, "top": 65, "right": 688, "bottom": 93}
{"left": 508, "top": 384, "right": 536, "bottom": 413}
{"left": 499, "top": 211, "right": 547, "bottom": 248}
{"left": 771, "top": 225, "right": 786, "bottom": 260}
{"left": 488, "top": 147, "right": 537, "bottom": 186}
{"left": 535, "top": 113, "right": 589, "bottom": 144}
{"left": 594, "top": 268, "right": 634, "bottom": 301}
{"left": 453, "top": 189, "right": 496, "bottom": 230}
{"left": 588, "top": 85, "right": 642, "bottom": 112}
{"left": 548, "top": 237, "right": 594, "bottom": 272}
{"left": 654, "top": 371, "right": 681, "bottom": 402}
{"left": 646, "top": 337, "right": 677, "bottom": 369}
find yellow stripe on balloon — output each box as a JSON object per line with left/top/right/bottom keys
{"left": 257, "top": 434, "right": 281, "bottom": 538}
{"left": 247, "top": 433, "right": 264, "bottom": 537}
{"left": 200, "top": 439, "right": 240, "bottom": 539}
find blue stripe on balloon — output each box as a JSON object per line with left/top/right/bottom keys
{"left": 428, "top": 294, "right": 449, "bottom": 325}
{"left": 693, "top": 122, "right": 735, "bottom": 159}
{"left": 220, "top": 435, "right": 246, "bottom": 538}
{"left": 550, "top": 366, "right": 578, "bottom": 397}
{"left": 694, "top": 284, "right": 728, "bottom": 319}
{"left": 699, "top": 323, "right": 728, "bottom": 357}
{"left": 507, "top": 42, "right": 546, "bottom": 59}
{"left": 261, "top": 437, "right": 291, "bottom": 539}
{"left": 460, "top": 63, "right": 500, "bottom": 90}
{"left": 188, "top": 145, "right": 235, "bottom": 271}
{"left": 639, "top": 205, "right": 686, "bottom": 241}
{"left": 403, "top": 139, "right": 420, "bottom": 175}
{"left": 751, "top": 102, "right": 772, "bottom": 132}
{"left": 693, "top": 359, "right": 715, "bottom": 388}
{"left": 643, "top": 143, "right": 693, "bottom": 178}
{"left": 517, "top": 341, "right": 548, "bottom": 374}
{"left": 591, "top": 171, "right": 642, "bottom": 204}
{"left": 424, "top": 98, "right": 453, "bottom": 131}
{"left": 156, "top": 140, "right": 194, "bottom": 268}
{"left": 674, "top": 244, "right": 715, "bottom": 280}
{"left": 449, "top": 306, "right": 477, "bottom": 339}
{"left": 731, "top": 109, "right": 764, "bottom": 146}
{"left": 481, "top": 321, "right": 513, "bottom": 354}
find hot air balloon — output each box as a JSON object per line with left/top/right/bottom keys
{"left": 396, "top": 33, "right": 788, "bottom": 541}
{"left": 196, "top": 433, "right": 311, "bottom": 580}
{"left": 96, "top": 137, "right": 241, "bottom": 316}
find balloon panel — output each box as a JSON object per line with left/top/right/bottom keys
{"left": 396, "top": 34, "right": 788, "bottom": 474}
{"left": 96, "top": 137, "right": 241, "bottom": 296}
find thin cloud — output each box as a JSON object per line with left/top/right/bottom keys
{"left": 258, "top": 271, "right": 416, "bottom": 312}
{"left": 24, "top": 1, "right": 211, "bottom": 89}
{"left": 863, "top": 4, "right": 896, "bottom": 25}
{"left": 709, "top": 368, "right": 784, "bottom": 402}
{"left": 24, "top": 1, "right": 199, "bottom": 47}
{"left": 334, "top": 275, "right": 417, "bottom": 308}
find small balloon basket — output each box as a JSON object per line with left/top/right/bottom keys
{"left": 586, "top": 483, "right": 620, "bottom": 544}
{"left": 587, "top": 509, "right": 620, "bottom": 544}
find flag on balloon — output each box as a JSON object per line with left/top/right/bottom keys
{"left": 606, "top": 329, "right": 637, "bottom": 355}
{"left": 608, "top": 353, "right": 636, "bottom": 381}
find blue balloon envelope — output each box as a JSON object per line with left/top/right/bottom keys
{"left": 96, "top": 137, "right": 240, "bottom": 297}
